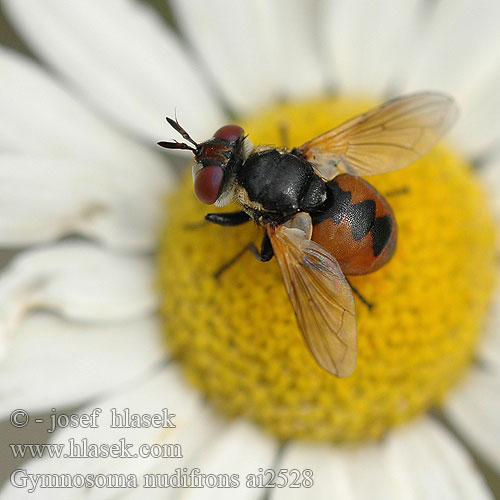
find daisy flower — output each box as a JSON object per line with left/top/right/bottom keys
{"left": 1, "top": 0, "right": 500, "bottom": 499}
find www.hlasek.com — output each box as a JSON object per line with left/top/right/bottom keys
{"left": 11, "top": 468, "right": 314, "bottom": 492}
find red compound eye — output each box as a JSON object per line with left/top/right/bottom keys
{"left": 214, "top": 124, "right": 244, "bottom": 142}
{"left": 194, "top": 165, "right": 224, "bottom": 205}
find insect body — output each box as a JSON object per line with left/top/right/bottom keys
{"left": 312, "top": 174, "right": 397, "bottom": 276}
{"left": 159, "top": 93, "right": 458, "bottom": 377}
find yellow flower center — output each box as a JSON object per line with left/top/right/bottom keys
{"left": 158, "top": 96, "right": 497, "bottom": 443}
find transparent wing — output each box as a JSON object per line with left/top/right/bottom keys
{"left": 268, "top": 214, "right": 357, "bottom": 377}
{"left": 297, "top": 92, "right": 459, "bottom": 180}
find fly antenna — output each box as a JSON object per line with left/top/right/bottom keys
{"left": 157, "top": 140, "right": 197, "bottom": 152}
{"left": 166, "top": 116, "right": 198, "bottom": 148}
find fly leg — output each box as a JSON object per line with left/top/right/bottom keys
{"left": 185, "top": 210, "right": 251, "bottom": 230}
{"left": 384, "top": 187, "right": 410, "bottom": 197}
{"left": 214, "top": 232, "right": 273, "bottom": 280}
{"left": 346, "top": 278, "right": 374, "bottom": 311}
{"left": 205, "top": 211, "right": 252, "bottom": 226}
{"left": 279, "top": 121, "right": 290, "bottom": 148}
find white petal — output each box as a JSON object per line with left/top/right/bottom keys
{"left": 403, "top": 0, "right": 500, "bottom": 97}
{"left": 1, "top": 0, "right": 224, "bottom": 141}
{"left": 0, "top": 364, "right": 225, "bottom": 500}
{"left": 56, "top": 364, "right": 218, "bottom": 482}
{"left": 479, "top": 328, "right": 500, "bottom": 376}
{"left": 171, "top": 0, "right": 324, "bottom": 115}
{"left": 271, "top": 442, "right": 354, "bottom": 499}
{"left": 0, "top": 241, "right": 156, "bottom": 345}
{"left": 0, "top": 47, "right": 175, "bottom": 251}
{"left": 0, "top": 46, "right": 172, "bottom": 186}
{"left": 319, "top": 0, "right": 421, "bottom": 95}
{"left": 0, "top": 154, "right": 168, "bottom": 250}
{"left": 444, "top": 368, "right": 500, "bottom": 473}
{"left": 0, "top": 314, "right": 165, "bottom": 418}
{"left": 272, "top": 417, "right": 492, "bottom": 500}
{"left": 399, "top": 0, "right": 500, "bottom": 157}
{"left": 476, "top": 280, "right": 500, "bottom": 374}
{"left": 383, "top": 417, "right": 493, "bottom": 500}
{"left": 120, "top": 407, "right": 224, "bottom": 500}
{"left": 179, "top": 419, "right": 278, "bottom": 500}
{"left": 0, "top": 168, "right": 168, "bottom": 253}
{"left": 450, "top": 65, "right": 500, "bottom": 157}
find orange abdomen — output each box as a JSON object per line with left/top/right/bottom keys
{"left": 311, "top": 174, "right": 397, "bottom": 276}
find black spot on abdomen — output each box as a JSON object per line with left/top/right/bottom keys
{"left": 350, "top": 200, "right": 376, "bottom": 241}
{"left": 371, "top": 215, "right": 393, "bottom": 256}
{"left": 313, "top": 181, "right": 376, "bottom": 241}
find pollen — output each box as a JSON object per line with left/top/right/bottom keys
{"left": 157, "top": 96, "right": 497, "bottom": 443}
